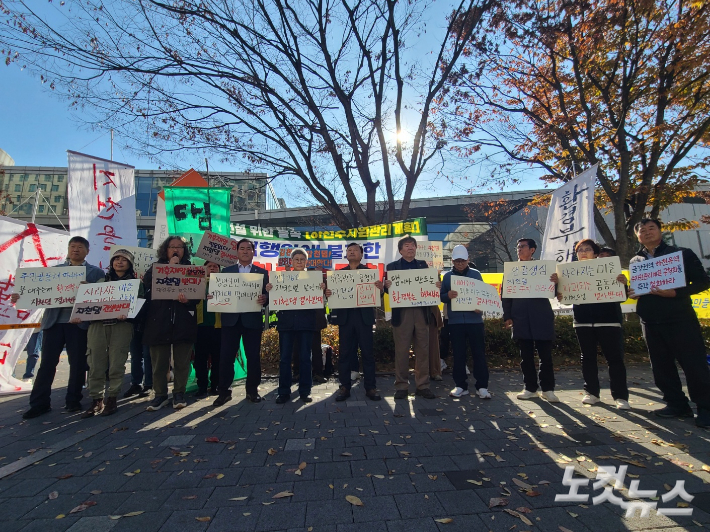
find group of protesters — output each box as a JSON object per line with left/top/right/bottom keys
{"left": 13, "top": 217, "right": 710, "bottom": 429}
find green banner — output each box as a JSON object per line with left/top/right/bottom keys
{"left": 165, "top": 187, "right": 231, "bottom": 236}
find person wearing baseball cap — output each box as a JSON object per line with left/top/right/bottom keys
{"left": 440, "top": 245, "right": 491, "bottom": 399}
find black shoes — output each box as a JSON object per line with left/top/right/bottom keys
{"left": 654, "top": 405, "right": 694, "bottom": 418}
{"left": 415, "top": 388, "right": 436, "bottom": 399}
{"left": 22, "top": 405, "right": 51, "bottom": 419}
{"left": 212, "top": 394, "right": 232, "bottom": 407}
{"left": 300, "top": 395, "right": 312, "bottom": 403}
{"left": 123, "top": 384, "right": 143, "bottom": 398}
{"left": 246, "top": 393, "right": 262, "bottom": 403}
{"left": 313, "top": 374, "right": 327, "bottom": 384}
{"left": 63, "top": 403, "right": 82, "bottom": 413}
{"left": 335, "top": 387, "right": 350, "bottom": 402}
{"left": 394, "top": 390, "right": 408, "bottom": 400}
{"left": 366, "top": 389, "right": 382, "bottom": 401}
{"left": 275, "top": 394, "right": 290, "bottom": 404}
{"left": 193, "top": 389, "right": 209, "bottom": 399}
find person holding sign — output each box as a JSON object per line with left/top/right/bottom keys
{"left": 629, "top": 219, "right": 710, "bottom": 426}
{"left": 384, "top": 236, "right": 440, "bottom": 400}
{"left": 142, "top": 236, "right": 200, "bottom": 411}
{"left": 80, "top": 249, "right": 145, "bottom": 418}
{"left": 213, "top": 239, "right": 268, "bottom": 406}
{"left": 440, "top": 245, "right": 491, "bottom": 399}
{"left": 502, "top": 238, "right": 559, "bottom": 403}
{"left": 13, "top": 237, "right": 105, "bottom": 420}
{"left": 326, "top": 242, "right": 383, "bottom": 402}
{"left": 551, "top": 240, "right": 630, "bottom": 409}
{"left": 266, "top": 248, "right": 325, "bottom": 404}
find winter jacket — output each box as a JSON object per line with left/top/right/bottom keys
{"left": 440, "top": 266, "right": 484, "bottom": 325}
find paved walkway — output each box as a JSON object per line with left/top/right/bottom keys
{"left": 2, "top": 357, "right": 710, "bottom": 532}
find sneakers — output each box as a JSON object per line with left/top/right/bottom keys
{"left": 449, "top": 387, "right": 470, "bottom": 398}
{"left": 123, "top": 384, "right": 143, "bottom": 398}
{"left": 582, "top": 394, "right": 600, "bottom": 405}
{"left": 139, "top": 386, "right": 152, "bottom": 397}
{"left": 275, "top": 394, "right": 290, "bottom": 404}
{"left": 146, "top": 396, "right": 169, "bottom": 411}
{"left": 477, "top": 388, "right": 492, "bottom": 400}
{"left": 654, "top": 405, "right": 694, "bottom": 418}
{"left": 335, "top": 387, "right": 350, "bottom": 402}
{"left": 415, "top": 388, "right": 436, "bottom": 399}
{"left": 394, "top": 390, "right": 408, "bottom": 400}
{"left": 541, "top": 390, "right": 560, "bottom": 403}
{"left": 351, "top": 371, "right": 360, "bottom": 382}
{"left": 517, "top": 389, "right": 537, "bottom": 400}
{"left": 21, "top": 377, "right": 33, "bottom": 383}
{"left": 81, "top": 399, "right": 104, "bottom": 418}
{"left": 22, "top": 405, "right": 51, "bottom": 419}
{"left": 173, "top": 393, "right": 187, "bottom": 409}
{"left": 440, "top": 359, "right": 448, "bottom": 371}
{"left": 616, "top": 399, "right": 631, "bottom": 410}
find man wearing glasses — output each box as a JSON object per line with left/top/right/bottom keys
{"left": 502, "top": 238, "right": 559, "bottom": 402}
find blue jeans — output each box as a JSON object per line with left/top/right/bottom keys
{"left": 23, "top": 331, "right": 42, "bottom": 379}
{"left": 130, "top": 323, "right": 153, "bottom": 387}
{"left": 278, "top": 330, "right": 312, "bottom": 397}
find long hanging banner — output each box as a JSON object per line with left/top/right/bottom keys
{"left": 0, "top": 216, "right": 70, "bottom": 394}
{"left": 164, "top": 186, "right": 232, "bottom": 256}
{"left": 67, "top": 150, "right": 137, "bottom": 269}
{"left": 540, "top": 164, "right": 597, "bottom": 263}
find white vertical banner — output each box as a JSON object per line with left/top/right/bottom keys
{"left": 153, "top": 196, "right": 168, "bottom": 249}
{"left": 67, "top": 150, "right": 137, "bottom": 268}
{"left": 0, "top": 216, "right": 70, "bottom": 394}
{"left": 541, "top": 164, "right": 597, "bottom": 263}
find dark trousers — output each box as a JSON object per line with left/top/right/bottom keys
{"left": 219, "top": 322, "right": 262, "bottom": 396}
{"left": 30, "top": 323, "right": 88, "bottom": 409}
{"left": 449, "top": 323, "right": 488, "bottom": 391}
{"left": 194, "top": 326, "right": 222, "bottom": 393}
{"left": 279, "top": 330, "right": 312, "bottom": 397}
{"left": 641, "top": 317, "right": 710, "bottom": 413}
{"left": 439, "top": 319, "right": 451, "bottom": 359}
{"left": 129, "top": 323, "right": 153, "bottom": 388}
{"left": 23, "top": 330, "right": 42, "bottom": 378}
{"left": 575, "top": 326, "right": 628, "bottom": 400}
{"left": 518, "top": 339, "right": 554, "bottom": 392}
{"left": 293, "top": 330, "right": 326, "bottom": 376}
{"left": 339, "top": 318, "right": 376, "bottom": 391}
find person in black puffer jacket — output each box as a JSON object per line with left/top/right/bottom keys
{"left": 142, "top": 236, "right": 199, "bottom": 411}
{"left": 552, "top": 240, "right": 629, "bottom": 410}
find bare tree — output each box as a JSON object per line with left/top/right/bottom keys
{"left": 0, "top": 0, "right": 493, "bottom": 229}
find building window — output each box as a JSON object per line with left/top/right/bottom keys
{"left": 14, "top": 184, "right": 21, "bottom": 192}
{"left": 39, "top": 184, "right": 47, "bottom": 191}
{"left": 44, "top": 175, "right": 52, "bottom": 182}
{"left": 54, "top": 196, "right": 62, "bottom": 203}
{"left": 57, "top": 175, "right": 64, "bottom": 182}
{"left": 38, "top": 205, "right": 45, "bottom": 213}
{"left": 51, "top": 185, "right": 59, "bottom": 192}
{"left": 16, "top": 195, "right": 21, "bottom": 202}
{"left": 29, "top": 184, "right": 37, "bottom": 192}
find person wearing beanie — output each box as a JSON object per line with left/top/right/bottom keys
{"left": 440, "top": 245, "right": 491, "bottom": 399}
{"left": 80, "top": 248, "right": 145, "bottom": 418}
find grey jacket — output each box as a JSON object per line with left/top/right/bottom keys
{"left": 41, "top": 261, "right": 106, "bottom": 331}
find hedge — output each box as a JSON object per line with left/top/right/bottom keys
{"left": 257, "top": 317, "right": 710, "bottom": 374}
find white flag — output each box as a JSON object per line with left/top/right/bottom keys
{"left": 0, "top": 216, "right": 69, "bottom": 394}
{"left": 67, "top": 150, "right": 137, "bottom": 268}
{"left": 541, "top": 164, "right": 597, "bottom": 262}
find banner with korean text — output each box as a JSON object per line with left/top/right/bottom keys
{"left": 151, "top": 265, "right": 207, "bottom": 300}
{"left": 207, "top": 273, "right": 263, "bottom": 313}
{"left": 268, "top": 271, "right": 324, "bottom": 310}
{"left": 232, "top": 218, "right": 428, "bottom": 270}
{"left": 14, "top": 267, "right": 86, "bottom": 308}
{"left": 502, "top": 261, "right": 557, "bottom": 298}
{"left": 0, "top": 217, "right": 70, "bottom": 394}
{"left": 67, "top": 151, "right": 137, "bottom": 269}
{"left": 74, "top": 280, "right": 141, "bottom": 317}
{"left": 630, "top": 252, "right": 685, "bottom": 296}
{"left": 164, "top": 187, "right": 231, "bottom": 256}
{"left": 153, "top": 169, "right": 209, "bottom": 249}
{"left": 387, "top": 269, "right": 440, "bottom": 308}
{"left": 556, "top": 257, "right": 626, "bottom": 305}
{"left": 540, "top": 164, "right": 597, "bottom": 263}
{"left": 326, "top": 269, "right": 380, "bottom": 309}
{"left": 450, "top": 277, "right": 503, "bottom": 315}
{"left": 195, "top": 231, "right": 240, "bottom": 267}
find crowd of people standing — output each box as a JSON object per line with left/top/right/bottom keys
{"left": 12, "top": 218, "right": 710, "bottom": 428}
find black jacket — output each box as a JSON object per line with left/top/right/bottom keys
{"left": 219, "top": 263, "right": 268, "bottom": 330}
{"left": 501, "top": 266, "right": 555, "bottom": 340}
{"left": 142, "top": 260, "right": 199, "bottom": 345}
{"left": 629, "top": 242, "right": 710, "bottom": 323}
{"left": 572, "top": 301, "right": 623, "bottom": 326}
{"left": 329, "top": 264, "right": 377, "bottom": 326}
{"left": 385, "top": 258, "right": 434, "bottom": 328}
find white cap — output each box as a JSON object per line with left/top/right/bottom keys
{"left": 452, "top": 245, "right": 468, "bottom": 261}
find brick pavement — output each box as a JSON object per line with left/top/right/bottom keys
{"left": 2, "top": 357, "right": 710, "bottom": 532}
